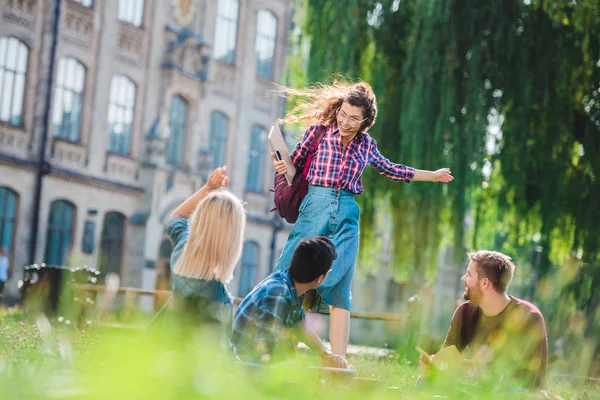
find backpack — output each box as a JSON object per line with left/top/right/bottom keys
{"left": 270, "top": 125, "right": 328, "bottom": 223}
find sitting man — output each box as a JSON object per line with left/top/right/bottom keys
{"left": 231, "top": 236, "right": 347, "bottom": 368}
{"left": 420, "top": 250, "right": 548, "bottom": 390}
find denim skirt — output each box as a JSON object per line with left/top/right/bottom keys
{"left": 274, "top": 185, "right": 360, "bottom": 311}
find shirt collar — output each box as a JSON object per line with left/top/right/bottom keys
{"left": 280, "top": 269, "right": 302, "bottom": 305}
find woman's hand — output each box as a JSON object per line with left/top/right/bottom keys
{"left": 170, "top": 166, "right": 228, "bottom": 218}
{"left": 272, "top": 152, "right": 288, "bottom": 176}
{"left": 433, "top": 168, "right": 453, "bottom": 183}
{"left": 321, "top": 351, "right": 349, "bottom": 369}
{"left": 206, "top": 166, "right": 228, "bottom": 190}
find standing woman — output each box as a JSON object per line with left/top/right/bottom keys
{"left": 272, "top": 81, "right": 453, "bottom": 359}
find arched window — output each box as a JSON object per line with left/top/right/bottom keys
{"left": 98, "top": 212, "right": 126, "bottom": 275}
{"left": 213, "top": 0, "right": 239, "bottom": 63}
{"left": 0, "top": 187, "right": 18, "bottom": 261}
{"left": 246, "top": 125, "right": 267, "bottom": 192}
{"left": 166, "top": 95, "right": 188, "bottom": 167}
{"left": 238, "top": 241, "right": 259, "bottom": 297}
{"left": 209, "top": 111, "right": 228, "bottom": 169}
{"left": 107, "top": 75, "right": 136, "bottom": 155}
{"left": 53, "top": 57, "right": 85, "bottom": 141}
{"left": 44, "top": 200, "right": 76, "bottom": 265}
{"left": 255, "top": 10, "right": 277, "bottom": 79}
{"left": 0, "top": 37, "right": 29, "bottom": 126}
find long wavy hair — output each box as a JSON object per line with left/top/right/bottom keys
{"left": 277, "top": 79, "right": 378, "bottom": 132}
{"left": 173, "top": 190, "right": 246, "bottom": 283}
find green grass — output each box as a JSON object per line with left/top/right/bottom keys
{"left": 1, "top": 307, "right": 598, "bottom": 399}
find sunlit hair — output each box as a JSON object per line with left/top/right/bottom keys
{"left": 276, "top": 78, "right": 378, "bottom": 132}
{"left": 468, "top": 250, "right": 516, "bottom": 293}
{"left": 173, "top": 190, "right": 246, "bottom": 283}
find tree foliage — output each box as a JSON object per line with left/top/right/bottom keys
{"left": 296, "top": 0, "right": 600, "bottom": 331}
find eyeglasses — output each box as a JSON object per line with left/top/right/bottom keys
{"left": 336, "top": 108, "right": 367, "bottom": 127}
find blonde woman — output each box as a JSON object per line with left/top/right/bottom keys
{"left": 158, "top": 166, "right": 245, "bottom": 341}
{"left": 272, "top": 80, "right": 453, "bottom": 360}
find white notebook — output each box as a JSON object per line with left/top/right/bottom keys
{"left": 267, "top": 124, "right": 297, "bottom": 186}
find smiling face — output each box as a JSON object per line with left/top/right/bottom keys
{"left": 461, "top": 261, "right": 484, "bottom": 303}
{"left": 336, "top": 102, "right": 366, "bottom": 138}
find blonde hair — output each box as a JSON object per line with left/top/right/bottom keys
{"left": 277, "top": 78, "right": 378, "bottom": 132}
{"left": 173, "top": 190, "right": 246, "bottom": 283}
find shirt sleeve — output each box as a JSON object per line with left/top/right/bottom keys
{"left": 166, "top": 216, "right": 189, "bottom": 248}
{"left": 290, "top": 125, "right": 318, "bottom": 169}
{"left": 442, "top": 304, "right": 466, "bottom": 351}
{"left": 369, "top": 139, "right": 415, "bottom": 183}
{"left": 520, "top": 312, "right": 549, "bottom": 389}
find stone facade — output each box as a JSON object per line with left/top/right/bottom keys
{"left": 0, "top": 0, "right": 293, "bottom": 305}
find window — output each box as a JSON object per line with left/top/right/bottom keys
{"left": 156, "top": 237, "right": 173, "bottom": 287}
{"left": 213, "top": 0, "right": 239, "bottom": 63}
{"left": 255, "top": 10, "right": 277, "bottom": 79}
{"left": 239, "top": 242, "right": 259, "bottom": 297}
{"left": 246, "top": 125, "right": 267, "bottom": 192}
{"left": 118, "top": 0, "right": 144, "bottom": 27}
{"left": 0, "top": 37, "right": 29, "bottom": 126}
{"left": 98, "top": 212, "right": 126, "bottom": 275}
{"left": 0, "top": 187, "right": 18, "bottom": 262}
{"left": 209, "top": 112, "right": 228, "bottom": 169}
{"left": 107, "top": 76, "right": 136, "bottom": 155}
{"left": 53, "top": 57, "right": 85, "bottom": 142}
{"left": 72, "top": 0, "right": 93, "bottom": 6}
{"left": 44, "top": 200, "right": 76, "bottom": 265}
{"left": 166, "top": 95, "right": 188, "bottom": 167}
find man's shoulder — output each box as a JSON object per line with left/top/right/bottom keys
{"left": 252, "top": 273, "right": 293, "bottom": 301}
{"left": 509, "top": 296, "right": 545, "bottom": 320}
{"left": 454, "top": 300, "right": 479, "bottom": 314}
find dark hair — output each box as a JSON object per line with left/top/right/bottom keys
{"left": 468, "top": 250, "right": 516, "bottom": 293}
{"left": 344, "top": 82, "right": 377, "bottom": 132}
{"left": 288, "top": 236, "right": 337, "bottom": 283}
{"left": 278, "top": 79, "right": 378, "bottom": 132}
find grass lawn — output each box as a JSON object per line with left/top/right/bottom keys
{"left": 1, "top": 307, "right": 598, "bottom": 399}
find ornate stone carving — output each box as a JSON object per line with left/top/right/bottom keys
{"left": 0, "top": 125, "right": 29, "bottom": 158}
{"left": 105, "top": 153, "right": 138, "bottom": 183}
{"left": 3, "top": 0, "right": 37, "bottom": 28}
{"left": 51, "top": 138, "right": 87, "bottom": 170}
{"left": 117, "top": 22, "right": 145, "bottom": 64}
{"left": 171, "top": 0, "right": 195, "bottom": 27}
{"left": 63, "top": 5, "right": 94, "bottom": 46}
{"left": 162, "top": 24, "right": 208, "bottom": 82}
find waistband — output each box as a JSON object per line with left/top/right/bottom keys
{"left": 307, "top": 185, "right": 355, "bottom": 198}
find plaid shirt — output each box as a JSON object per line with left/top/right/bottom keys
{"left": 231, "top": 270, "right": 305, "bottom": 362}
{"left": 291, "top": 124, "right": 416, "bottom": 194}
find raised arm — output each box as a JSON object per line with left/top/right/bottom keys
{"left": 413, "top": 168, "right": 454, "bottom": 182}
{"left": 369, "top": 140, "right": 453, "bottom": 183}
{"left": 169, "top": 166, "right": 228, "bottom": 219}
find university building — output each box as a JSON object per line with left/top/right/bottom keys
{"left": 0, "top": 0, "right": 294, "bottom": 302}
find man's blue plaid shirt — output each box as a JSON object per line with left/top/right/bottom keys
{"left": 231, "top": 269, "right": 306, "bottom": 362}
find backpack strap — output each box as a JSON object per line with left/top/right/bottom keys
{"left": 302, "top": 125, "right": 328, "bottom": 178}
